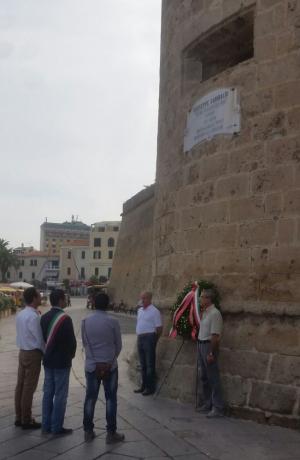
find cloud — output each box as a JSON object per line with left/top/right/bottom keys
{"left": 0, "top": 0, "right": 161, "bottom": 247}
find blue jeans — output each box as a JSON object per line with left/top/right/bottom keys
{"left": 42, "top": 367, "right": 70, "bottom": 433}
{"left": 137, "top": 333, "right": 157, "bottom": 392}
{"left": 83, "top": 368, "right": 118, "bottom": 434}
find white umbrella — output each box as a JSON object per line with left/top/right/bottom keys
{"left": 10, "top": 282, "right": 34, "bottom": 289}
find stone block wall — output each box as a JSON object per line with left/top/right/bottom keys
{"left": 108, "top": 185, "right": 155, "bottom": 308}
{"left": 152, "top": 0, "right": 300, "bottom": 426}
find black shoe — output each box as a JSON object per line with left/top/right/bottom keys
{"left": 84, "top": 430, "right": 96, "bottom": 442}
{"left": 14, "top": 420, "right": 22, "bottom": 427}
{"left": 106, "top": 431, "right": 125, "bottom": 444}
{"left": 142, "top": 389, "right": 155, "bottom": 396}
{"left": 22, "top": 420, "right": 41, "bottom": 430}
{"left": 134, "top": 387, "right": 145, "bottom": 394}
{"left": 53, "top": 427, "right": 73, "bottom": 436}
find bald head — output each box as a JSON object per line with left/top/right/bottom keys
{"left": 140, "top": 291, "right": 152, "bottom": 308}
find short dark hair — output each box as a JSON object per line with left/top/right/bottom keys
{"left": 94, "top": 293, "right": 109, "bottom": 310}
{"left": 23, "top": 287, "right": 39, "bottom": 305}
{"left": 50, "top": 289, "right": 65, "bottom": 307}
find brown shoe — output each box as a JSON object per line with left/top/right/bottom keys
{"left": 106, "top": 432, "right": 125, "bottom": 444}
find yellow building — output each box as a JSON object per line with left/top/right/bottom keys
{"left": 89, "top": 221, "right": 120, "bottom": 280}
{"left": 40, "top": 218, "right": 90, "bottom": 256}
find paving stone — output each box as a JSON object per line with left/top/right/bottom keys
{"left": 9, "top": 448, "right": 56, "bottom": 460}
{"left": 144, "top": 428, "right": 198, "bottom": 457}
{"left": 112, "top": 440, "right": 164, "bottom": 458}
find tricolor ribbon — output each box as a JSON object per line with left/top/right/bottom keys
{"left": 45, "top": 311, "right": 68, "bottom": 350}
{"left": 169, "top": 282, "right": 201, "bottom": 340}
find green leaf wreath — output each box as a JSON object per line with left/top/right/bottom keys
{"left": 170, "top": 280, "right": 221, "bottom": 338}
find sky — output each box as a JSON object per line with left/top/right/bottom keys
{"left": 0, "top": 0, "right": 161, "bottom": 249}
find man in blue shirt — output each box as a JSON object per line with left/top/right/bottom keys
{"left": 82, "top": 292, "right": 124, "bottom": 444}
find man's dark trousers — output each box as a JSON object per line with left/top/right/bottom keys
{"left": 137, "top": 333, "right": 157, "bottom": 392}
{"left": 198, "top": 341, "right": 224, "bottom": 411}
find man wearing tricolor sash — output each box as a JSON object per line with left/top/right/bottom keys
{"left": 40, "top": 289, "right": 77, "bottom": 435}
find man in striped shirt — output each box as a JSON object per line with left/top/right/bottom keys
{"left": 40, "top": 290, "right": 76, "bottom": 435}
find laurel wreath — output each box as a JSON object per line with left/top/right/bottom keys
{"left": 170, "top": 280, "right": 221, "bottom": 338}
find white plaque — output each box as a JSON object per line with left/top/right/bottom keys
{"left": 184, "top": 87, "right": 240, "bottom": 152}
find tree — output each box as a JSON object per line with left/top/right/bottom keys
{"left": 0, "top": 239, "right": 20, "bottom": 282}
{"left": 89, "top": 275, "right": 99, "bottom": 285}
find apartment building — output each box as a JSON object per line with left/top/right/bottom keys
{"left": 40, "top": 218, "right": 90, "bottom": 255}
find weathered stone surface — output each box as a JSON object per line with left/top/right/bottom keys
{"left": 270, "top": 354, "right": 300, "bottom": 386}
{"left": 219, "top": 349, "right": 269, "bottom": 380}
{"left": 228, "top": 144, "right": 266, "bottom": 174}
{"left": 251, "top": 166, "right": 294, "bottom": 194}
{"left": 229, "top": 196, "right": 265, "bottom": 222}
{"left": 216, "top": 174, "right": 249, "bottom": 199}
{"left": 221, "top": 375, "right": 250, "bottom": 407}
{"left": 238, "top": 220, "right": 276, "bottom": 247}
{"left": 249, "top": 382, "right": 297, "bottom": 414}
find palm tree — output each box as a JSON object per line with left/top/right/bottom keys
{"left": 0, "top": 239, "right": 20, "bottom": 282}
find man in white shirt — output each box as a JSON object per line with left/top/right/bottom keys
{"left": 134, "top": 291, "right": 162, "bottom": 396}
{"left": 15, "top": 287, "right": 45, "bottom": 429}
{"left": 197, "top": 288, "right": 224, "bottom": 418}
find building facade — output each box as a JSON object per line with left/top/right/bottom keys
{"left": 89, "top": 221, "right": 120, "bottom": 280}
{"left": 59, "top": 240, "right": 90, "bottom": 283}
{"left": 7, "top": 251, "right": 60, "bottom": 287}
{"left": 40, "top": 218, "right": 90, "bottom": 255}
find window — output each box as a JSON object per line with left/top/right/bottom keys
{"left": 93, "top": 250, "right": 101, "bottom": 259}
{"left": 113, "top": 226, "right": 119, "bottom": 231}
{"left": 94, "top": 238, "right": 101, "bottom": 247}
{"left": 183, "top": 7, "right": 254, "bottom": 84}
{"left": 108, "top": 250, "right": 113, "bottom": 259}
{"left": 67, "top": 251, "right": 71, "bottom": 259}
{"left": 108, "top": 238, "right": 115, "bottom": 248}
{"left": 7, "top": 271, "right": 10, "bottom": 279}
{"left": 67, "top": 267, "right": 71, "bottom": 275}
{"left": 80, "top": 267, "right": 85, "bottom": 279}
{"left": 32, "top": 272, "right": 35, "bottom": 279}
{"left": 108, "top": 267, "right": 112, "bottom": 278}
{"left": 19, "top": 272, "right": 23, "bottom": 279}
{"left": 95, "top": 267, "right": 99, "bottom": 276}
{"left": 30, "top": 259, "right": 37, "bottom": 266}
{"left": 98, "top": 227, "right": 105, "bottom": 232}
{"left": 21, "top": 259, "right": 25, "bottom": 266}
{"left": 81, "top": 251, "right": 85, "bottom": 259}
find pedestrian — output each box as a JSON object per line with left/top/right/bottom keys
{"left": 134, "top": 291, "right": 162, "bottom": 396}
{"left": 196, "top": 288, "right": 225, "bottom": 418}
{"left": 15, "top": 287, "right": 45, "bottom": 429}
{"left": 40, "top": 289, "right": 77, "bottom": 435}
{"left": 82, "top": 292, "right": 124, "bottom": 444}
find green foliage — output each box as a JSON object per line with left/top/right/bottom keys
{"left": 170, "top": 280, "right": 221, "bottom": 338}
{"left": 0, "top": 294, "right": 15, "bottom": 311}
{"left": 89, "top": 275, "right": 99, "bottom": 285}
{"left": 0, "top": 239, "right": 20, "bottom": 282}
{"left": 63, "top": 279, "right": 70, "bottom": 290}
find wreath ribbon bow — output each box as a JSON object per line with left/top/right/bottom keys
{"left": 169, "top": 281, "right": 201, "bottom": 340}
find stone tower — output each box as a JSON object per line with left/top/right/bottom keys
{"left": 154, "top": 0, "right": 300, "bottom": 426}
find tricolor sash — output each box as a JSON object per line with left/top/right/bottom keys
{"left": 45, "top": 311, "right": 68, "bottom": 350}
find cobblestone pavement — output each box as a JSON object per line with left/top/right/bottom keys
{"left": 0, "top": 299, "right": 300, "bottom": 460}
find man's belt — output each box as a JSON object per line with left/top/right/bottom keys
{"left": 138, "top": 332, "right": 156, "bottom": 337}
{"left": 198, "top": 340, "right": 210, "bottom": 343}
